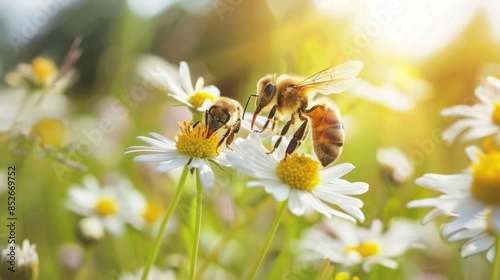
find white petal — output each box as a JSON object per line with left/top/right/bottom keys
{"left": 319, "top": 163, "right": 354, "bottom": 179}
{"left": 159, "top": 68, "right": 188, "bottom": 97}
{"left": 179, "top": 61, "right": 195, "bottom": 93}
{"left": 167, "top": 93, "right": 192, "bottom": 107}
{"left": 288, "top": 190, "right": 305, "bottom": 216}
{"left": 461, "top": 236, "right": 495, "bottom": 258}
{"left": 197, "top": 160, "right": 214, "bottom": 189}
{"left": 441, "top": 104, "right": 485, "bottom": 118}
{"left": 475, "top": 85, "right": 498, "bottom": 104}
{"left": 264, "top": 183, "right": 291, "bottom": 201}
{"left": 202, "top": 85, "right": 220, "bottom": 97}
{"left": 155, "top": 157, "right": 190, "bottom": 173}
{"left": 442, "top": 118, "right": 487, "bottom": 145}
{"left": 465, "top": 146, "right": 481, "bottom": 163}
{"left": 133, "top": 153, "right": 181, "bottom": 163}
{"left": 487, "top": 247, "right": 495, "bottom": 263}
{"left": 415, "top": 173, "right": 471, "bottom": 194}
{"left": 461, "top": 125, "right": 500, "bottom": 143}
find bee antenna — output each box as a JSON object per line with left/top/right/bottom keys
{"left": 242, "top": 94, "right": 258, "bottom": 120}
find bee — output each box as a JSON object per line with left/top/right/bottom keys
{"left": 244, "top": 60, "right": 363, "bottom": 167}
{"left": 205, "top": 96, "right": 243, "bottom": 150}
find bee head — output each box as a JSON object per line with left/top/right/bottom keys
{"left": 251, "top": 75, "right": 276, "bottom": 129}
{"left": 205, "top": 105, "right": 230, "bottom": 137}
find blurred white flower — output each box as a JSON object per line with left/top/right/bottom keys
{"left": 119, "top": 186, "right": 178, "bottom": 235}
{"left": 0, "top": 88, "right": 68, "bottom": 135}
{"left": 0, "top": 239, "right": 39, "bottom": 280}
{"left": 226, "top": 134, "right": 368, "bottom": 222}
{"left": 441, "top": 76, "right": 500, "bottom": 144}
{"left": 408, "top": 146, "right": 500, "bottom": 233}
{"left": 66, "top": 175, "right": 130, "bottom": 235}
{"left": 376, "top": 146, "right": 414, "bottom": 184}
{"left": 300, "top": 217, "right": 422, "bottom": 272}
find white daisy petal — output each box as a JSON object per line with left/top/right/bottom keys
{"left": 460, "top": 125, "right": 500, "bottom": 143}
{"left": 160, "top": 68, "right": 187, "bottom": 98}
{"left": 442, "top": 119, "right": 488, "bottom": 144}
{"left": 179, "top": 61, "right": 195, "bottom": 93}
{"left": 197, "top": 160, "right": 214, "bottom": 189}
{"left": 461, "top": 236, "right": 495, "bottom": 258}
{"left": 287, "top": 190, "right": 305, "bottom": 216}
{"left": 202, "top": 85, "right": 220, "bottom": 97}
{"left": 319, "top": 163, "right": 355, "bottom": 179}
{"left": 156, "top": 156, "right": 190, "bottom": 173}
{"left": 133, "top": 153, "right": 181, "bottom": 163}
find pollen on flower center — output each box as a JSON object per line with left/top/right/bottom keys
{"left": 471, "top": 151, "right": 500, "bottom": 205}
{"left": 276, "top": 154, "right": 320, "bottom": 191}
{"left": 95, "top": 197, "right": 118, "bottom": 216}
{"left": 142, "top": 202, "right": 163, "bottom": 224}
{"left": 175, "top": 121, "right": 219, "bottom": 158}
{"left": 493, "top": 102, "right": 500, "bottom": 125}
{"left": 344, "top": 241, "right": 381, "bottom": 258}
{"left": 32, "top": 56, "right": 57, "bottom": 85}
{"left": 188, "top": 91, "right": 216, "bottom": 108}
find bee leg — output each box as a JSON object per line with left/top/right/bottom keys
{"left": 284, "top": 119, "right": 309, "bottom": 159}
{"left": 271, "top": 118, "right": 278, "bottom": 132}
{"left": 193, "top": 120, "right": 201, "bottom": 128}
{"left": 225, "top": 118, "right": 240, "bottom": 151}
{"left": 257, "top": 105, "right": 277, "bottom": 133}
{"left": 267, "top": 116, "right": 296, "bottom": 155}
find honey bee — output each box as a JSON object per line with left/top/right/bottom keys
{"left": 244, "top": 60, "right": 363, "bottom": 167}
{"left": 205, "top": 96, "right": 243, "bottom": 150}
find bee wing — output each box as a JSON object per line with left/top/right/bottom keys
{"left": 295, "top": 60, "right": 364, "bottom": 95}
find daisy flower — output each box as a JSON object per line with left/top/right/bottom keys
{"left": 376, "top": 146, "right": 414, "bottom": 185}
{"left": 126, "top": 121, "right": 224, "bottom": 189}
{"left": 300, "top": 217, "right": 422, "bottom": 272}
{"left": 0, "top": 239, "right": 39, "bottom": 279}
{"left": 155, "top": 61, "right": 220, "bottom": 112}
{"left": 407, "top": 146, "right": 500, "bottom": 234}
{"left": 120, "top": 185, "right": 173, "bottom": 234}
{"left": 226, "top": 134, "right": 369, "bottom": 222}
{"left": 444, "top": 211, "right": 495, "bottom": 262}
{"left": 441, "top": 76, "right": 500, "bottom": 144}
{"left": 65, "top": 175, "right": 129, "bottom": 235}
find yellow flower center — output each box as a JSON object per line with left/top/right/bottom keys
{"left": 493, "top": 102, "right": 500, "bottom": 125}
{"left": 95, "top": 197, "right": 118, "bottom": 216}
{"left": 175, "top": 121, "right": 219, "bottom": 158}
{"left": 335, "top": 272, "right": 359, "bottom": 280}
{"left": 29, "top": 118, "right": 65, "bottom": 148}
{"left": 344, "top": 241, "right": 381, "bottom": 258}
{"left": 32, "top": 56, "right": 57, "bottom": 85}
{"left": 142, "top": 201, "right": 163, "bottom": 224}
{"left": 276, "top": 154, "right": 320, "bottom": 191}
{"left": 471, "top": 151, "right": 500, "bottom": 205}
{"left": 188, "top": 91, "right": 216, "bottom": 108}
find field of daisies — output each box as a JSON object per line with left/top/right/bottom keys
{"left": 1, "top": 1, "right": 500, "bottom": 280}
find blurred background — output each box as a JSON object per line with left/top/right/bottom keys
{"left": 1, "top": 0, "right": 500, "bottom": 279}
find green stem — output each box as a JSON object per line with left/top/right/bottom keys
{"left": 141, "top": 166, "right": 189, "bottom": 280}
{"left": 246, "top": 201, "right": 288, "bottom": 280}
{"left": 190, "top": 171, "right": 203, "bottom": 280}
{"left": 492, "top": 233, "right": 500, "bottom": 280}
{"left": 196, "top": 196, "right": 274, "bottom": 279}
